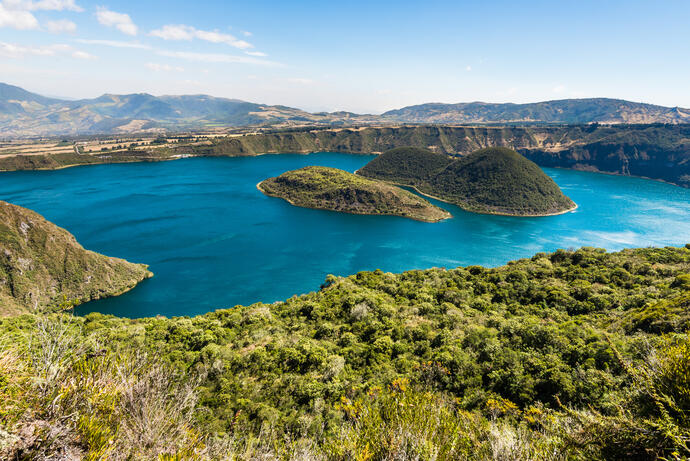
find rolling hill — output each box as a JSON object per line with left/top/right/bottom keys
{"left": 0, "top": 83, "right": 378, "bottom": 137}
{"left": 2, "top": 82, "right": 690, "bottom": 137}
{"left": 382, "top": 99, "right": 690, "bottom": 125}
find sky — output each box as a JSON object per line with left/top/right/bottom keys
{"left": 1, "top": 0, "right": 689, "bottom": 113}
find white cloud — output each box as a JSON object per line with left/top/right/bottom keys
{"left": 74, "top": 38, "right": 150, "bottom": 49}
{"left": 241, "top": 30, "right": 251, "bottom": 37}
{"left": 157, "top": 50, "right": 280, "bottom": 66}
{"left": 71, "top": 50, "right": 95, "bottom": 59}
{"left": 3, "top": 0, "right": 82, "bottom": 11}
{"left": 0, "top": 41, "right": 93, "bottom": 59}
{"left": 45, "top": 19, "right": 76, "bottom": 33}
{"left": 146, "top": 62, "right": 184, "bottom": 72}
{"left": 96, "top": 7, "right": 137, "bottom": 36}
{"left": 288, "top": 78, "right": 313, "bottom": 85}
{"left": 149, "top": 24, "right": 193, "bottom": 40}
{"left": 466, "top": 65, "right": 472, "bottom": 72}
{"left": 0, "top": 3, "right": 39, "bottom": 29}
{"left": 552, "top": 84, "right": 566, "bottom": 94}
{"left": 245, "top": 51, "right": 266, "bottom": 57}
{"left": 150, "top": 24, "right": 253, "bottom": 49}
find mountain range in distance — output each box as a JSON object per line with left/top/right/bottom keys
{"left": 1, "top": 82, "right": 689, "bottom": 138}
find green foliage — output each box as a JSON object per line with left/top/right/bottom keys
{"left": 427, "top": 147, "right": 576, "bottom": 215}
{"left": 1, "top": 245, "right": 689, "bottom": 459}
{"left": 357, "top": 146, "right": 452, "bottom": 184}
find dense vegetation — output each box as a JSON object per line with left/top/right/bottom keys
{"left": 359, "top": 147, "right": 576, "bottom": 216}
{"left": 0, "top": 201, "right": 151, "bottom": 316}
{"left": 2, "top": 124, "right": 687, "bottom": 188}
{"left": 259, "top": 166, "right": 451, "bottom": 222}
{"left": 1, "top": 245, "right": 689, "bottom": 459}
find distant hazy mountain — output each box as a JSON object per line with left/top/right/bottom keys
{"left": 2, "top": 83, "right": 689, "bottom": 137}
{"left": 0, "top": 83, "right": 376, "bottom": 137}
{"left": 382, "top": 99, "right": 690, "bottom": 125}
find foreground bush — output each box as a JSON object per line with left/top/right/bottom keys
{"left": 1, "top": 245, "right": 689, "bottom": 459}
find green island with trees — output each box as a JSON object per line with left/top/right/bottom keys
{"left": 1, "top": 243, "right": 690, "bottom": 459}
{"left": 358, "top": 147, "right": 577, "bottom": 216}
{"left": 258, "top": 166, "right": 451, "bottom": 222}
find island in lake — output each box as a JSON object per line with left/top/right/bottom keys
{"left": 358, "top": 146, "right": 577, "bottom": 216}
{"left": 257, "top": 166, "right": 451, "bottom": 222}
{"left": 0, "top": 201, "right": 152, "bottom": 316}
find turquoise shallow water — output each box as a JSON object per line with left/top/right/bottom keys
{"left": 0, "top": 152, "right": 688, "bottom": 318}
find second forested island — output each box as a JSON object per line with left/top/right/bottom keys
{"left": 358, "top": 147, "right": 577, "bottom": 217}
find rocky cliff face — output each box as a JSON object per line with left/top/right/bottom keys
{"left": 0, "top": 125, "right": 687, "bottom": 187}
{"left": 0, "top": 201, "right": 152, "bottom": 315}
{"left": 189, "top": 125, "right": 689, "bottom": 187}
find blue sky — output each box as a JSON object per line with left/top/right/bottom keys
{"left": 1, "top": 0, "right": 689, "bottom": 113}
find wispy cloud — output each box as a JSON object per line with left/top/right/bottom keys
{"left": 45, "top": 19, "right": 76, "bottom": 33}
{"left": 74, "top": 38, "right": 151, "bottom": 49}
{"left": 245, "top": 51, "right": 266, "bottom": 57}
{"left": 96, "top": 7, "right": 137, "bottom": 36}
{"left": 3, "top": 0, "right": 82, "bottom": 12}
{"left": 157, "top": 49, "right": 280, "bottom": 66}
{"left": 146, "top": 62, "right": 184, "bottom": 72}
{"left": 287, "top": 77, "right": 314, "bottom": 85}
{"left": 0, "top": 3, "right": 39, "bottom": 29}
{"left": 0, "top": 41, "right": 94, "bottom": 59}
{"left": 150, "top": 24, "right": 252, "bottom": 50}
{"left": 71, "top": 49, "right": 96, "bottom": 59}
{"left": 552, "top": 84, "right": 566, "bottom": 94}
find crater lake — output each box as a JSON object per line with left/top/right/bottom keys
{"left": 0, "top": 152, "right": 688, "bottom": 318}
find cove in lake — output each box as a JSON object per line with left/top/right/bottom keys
{"left": 1, "top": 152, "right": 689, "bottom": 318}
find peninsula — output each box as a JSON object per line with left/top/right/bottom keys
{"left": 0, "top": 201, "right": 152, "bottom": 315}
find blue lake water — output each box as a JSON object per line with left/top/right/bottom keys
{"left": 1, "top": 152, "right": 689, "bottom": 318}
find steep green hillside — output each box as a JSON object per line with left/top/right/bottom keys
{"left": 356, "top": 146, "right": 453, "bottom": 184}
{"left": 359, "top": 147, "right": 576, "bottom": 216}
{"left": 258, "top": 166, "right": 451, "bottom": 222}
{"left": 427, "top": 147, "right": 576, "bottom": 215}
{"left": 1, "top": 245, "right": 689, "bottom": 459}
{"left": 0, "top": 201, "right": 152, "bottom": 315}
